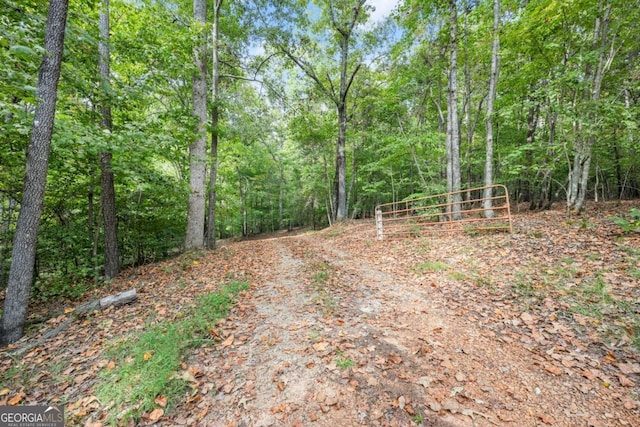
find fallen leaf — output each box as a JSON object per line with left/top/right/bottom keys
{"left": 270, "top": 403, "right": 287, "bottom": 413}
{"left": 8, "top": 392, "right": 25, "bottom": 405}
{"left": 616, "top": 374, "right": 635, "bottom": 387}
{"left": 312, "top": 342, "right": 328, "bottom": 352}
{"left": 520, "top": 312, "right": 534, "bottom": 324}
{"left": 582, "top": 369, "right": 598, "bottom": 380}
{"left": 538, "top": 413, "right": 554, "bottom": 425}
{"left": 573, "top": 313, "right": 588, "bottom": 326}
{"left": 544, "top": 364, "right": 562, "bottom": 376}
{"left": 148, "top": 408, "right": 164, "bottom": 422}
{"left": 221, "top": 334, "right": 235, "bottom": 347}
{"left": 388, "top": 354, "right": 402, "bottom": 364}
{"left": 0, "top": 388, "right": 9, "bottom": 396}
{"left": 155, "top": 395, "right": 168, "bottom": 407}
{"left": 617, "top": 363, "right": 640, "bottom": 375}
{"left": 143, "top": 351, "right": 153, "bottom": 361}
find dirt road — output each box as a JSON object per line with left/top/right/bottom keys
{"left": 169, "top": 224, "right": 638, "bottom": 426}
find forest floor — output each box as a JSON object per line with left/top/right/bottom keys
{"left": 1, "top": 202, "right": 640, "bottom": 426}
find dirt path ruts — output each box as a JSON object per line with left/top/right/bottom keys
{"left": 167, "top": 232, "right": 637, "bottom": 427}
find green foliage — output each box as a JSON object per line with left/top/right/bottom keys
{"left": 417, "top": 261, "right": 448, "bottom": 273}
{"left": 612, "top": 208, "right": 640, "bottom": 233}
{"left": 335, "top": 351, "right": 354, "bottom": 370}
{"left": 96, "top": 281, "right": 249, "bottom": 424}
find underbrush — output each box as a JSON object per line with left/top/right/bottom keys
{"left": 95, "top": 280, "right": 249, "bottom": 425}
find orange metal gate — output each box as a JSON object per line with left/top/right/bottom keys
{"left": 375, "top": 184, "right": 513, "bottom": 240}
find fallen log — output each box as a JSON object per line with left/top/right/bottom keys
{"left": 75, "top": 288, "right": 137, "bottom": 315}
{"left": 9, "top": 288, "right": 137, "bottom": 355}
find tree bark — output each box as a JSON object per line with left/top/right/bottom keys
{"left": 98, "top": 0, "right": 119, "bottom": 279}
{"left": 447, "top": 0, "right": 462, "bottom": 219}
{"left": 567, "top": 0, "right": 613, "bottom": 213}
{"left": 1, "top": 0, "right": 69, "bottom": 345}
{"left": 483, "top": 0, "right": 500, "bottom": 218}
{"left": 207, "top": 0, "right": 222, "bottom": 249}
{"left": 185, "top": 0, "right": 208, "bottom": 250}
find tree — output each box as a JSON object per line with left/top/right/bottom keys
{"left": 99, "top": 0, "right": 119, "bottom": 279}
{"left": 185, "top": 0, "right": 208, "bottom": 250}
{"left": 274, "top": 0, "right": 369, "bottom": 222}
{"left": 207, "top": 0, "right": 222, "bottom": 249}
{"left": 567, "top": 0, "right": 614, "bottom": 213}
{"left": 1, "top": 0, "right": 69, "bottom": 345}
{"left": 483, "top": 0, "right": 500, "bottom": 217}
{"left": 446, "top": 0, "right": 462, "bottom": 218}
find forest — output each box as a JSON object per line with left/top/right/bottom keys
{"left": 1, "top": 0, "right": 639, "bottom": 343}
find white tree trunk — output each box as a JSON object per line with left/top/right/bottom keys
{"left": 447, "top": 0, "right": 462, "bottom": 219}
{"left": 185, "top": 0, "right": 208, "bottom": 250}
{"left": 567, "top": 1, "right": 612, "bottom": 213}
{"left": 207, "top": 0, "right": 222, "bottom": 250}
{"left": 483, "top": 0, "right": 500, "bottom": 218}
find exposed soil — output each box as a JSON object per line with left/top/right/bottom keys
{"left": 2, "top": 202, "right": 640, "bottom": 426}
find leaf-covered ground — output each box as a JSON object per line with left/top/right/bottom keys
{"left": 1, "top": 202, "right": 640, "bottom": 426}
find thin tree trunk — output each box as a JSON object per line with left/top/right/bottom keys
{"left": 335, "top": 36, "right": 349, "bottom": 221}
{"left": 1, "top": 0, "right": 68, "bottom": 345}
{"left": 99, "top": 0, "right": 119, "bottom": 279}
{"left": 237, "top": 168, "right": 247, "bottom": 237}
{"left": 568, "top": 0, "right": 613, "bottom": 213}
{"left": 207, "top": 0, "right": 222, "bottom": 249}
{"left": 447, "top": 0, "right": 462, "bottom": 219}
{"left": 483, "top": 0, "right": 500, "bottom": 218}
{"left": 185, "top": 0, "right": 208, "bottom": 250}
{"left": 279, "top": 0, "right": 365, "bottom": 222}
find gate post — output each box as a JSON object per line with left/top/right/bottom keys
{"left": 375, "top": 208, "right": 383, "bottom": 241}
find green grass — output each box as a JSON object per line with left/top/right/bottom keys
{"left": 308, "top": 261, "right": 337, "bottom": 316}
{"left": 447, "top": 271, "right": 467, "bottom": 281}
{"left": 335, "top": 351, "right": 354, "bottom": 370}
{"left": 96, "top": 281, "right": 249, "bottom": 425}
{"left": 417, "top": 260, "right": 448, "bottom": 273}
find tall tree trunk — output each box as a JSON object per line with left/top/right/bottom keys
{"left": 185, "top": 0, "right": 207, "bottom": 250}
{"left": 447, "top": 0, "right": 462, "bottom": 219}
{"left": 1, "top": 0, "right": 68, "bottom": 345}
{"left": 279, "top": 0, "right": 364, "bottom": 222}
{"left": 99, "top": 0, "right": 119, "bottom": 279}
{"left": 483, "top": 0, "right": 500, "bottom": 217}
{"left": 207, "top": 0, "right": 222, "bottom": 249}
{"left": 567, "top": 1, "right": 613, "bottom": 213}
{"left": 278, "top": 162, "right": 284, "bottom": 228}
